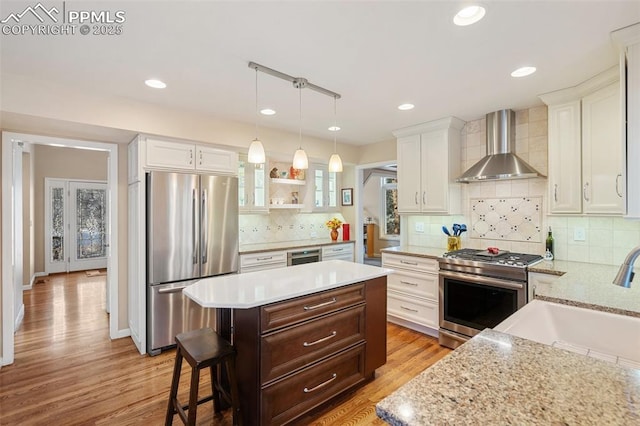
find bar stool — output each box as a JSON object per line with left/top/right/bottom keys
{"left": 165, "top": 327, "right": 242, "bottom": 426}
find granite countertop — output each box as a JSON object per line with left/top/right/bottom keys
{"left": 376, "top": 329, "right": 640, "bottom": 426}
{"left": 183, "top": 260, "right": 391, "bottom": 308}
{"left": 239, "top": 239, "right": 355, "bottom": 254}
{"left": 530, "top": 260, "right": 640, "bottom": 317}
{"left": 380, "top": 245, "right": 444, "bottom": 260}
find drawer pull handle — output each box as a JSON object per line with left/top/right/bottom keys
{"left": 400, "top": 280, "right": 418, "bottom": 286}
{"left": 303, "top": 331, "right": 337, "bottom": 347}
{"left": 303, "top": 373, "right": 337, "bottom": 393}
{"left": 256, "top": 256, "right": 273, "bottom": 261}
{"left": 304, "top": 297, "right": 337, "bottom": 311}
{"left": 401, "top": 305, "right": 419, "bottom": 313}
{"left": 400, "top": 260, "right": 418, "bottom": 266}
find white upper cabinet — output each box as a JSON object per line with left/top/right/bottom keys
{"left": 541, "top": 68, "right": 623, "bottom": 215}
{"left": 547, "top": 101, "right": 582, "bottom": 213}
{"left": 145, "top": 138, "right": 238, "bottom": 175}
{"left": 307, "top": 163, "right": 339, "bottom": 212}
{"left": 394, "top": 117, "right": 464, "bottom": 214}
{"left": 582, "top": 82, "right": 623, "bottom": 214}
{"left": 238, "top": 155, "right": 268, "bottom": 213}
{"left": 195, "top": 145, "right": 238, "bottom": 174}
{"left": 397, "top": 134, "right": 422, "bottom": 213}
{"left": 612, "top": 22, "right": 640, "bottom": 218}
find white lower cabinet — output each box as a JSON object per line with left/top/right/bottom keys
{"left": 322, "top": 243, "right": 354, "bottom": 262}
{"left": 239, "top": 251, "right": 287, "bottom": 273}
{"left": 382, "top": 252, "right": 439, "bottom": 337}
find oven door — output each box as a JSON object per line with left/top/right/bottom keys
{"left": 439, "top": 270, "right": 526, "bottom": 340}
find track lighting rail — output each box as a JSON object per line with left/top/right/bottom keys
{"left": 248, "top": 61, "right": 341, "bottom": 99}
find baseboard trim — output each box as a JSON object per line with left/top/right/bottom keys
{"left": 24, "top": 272, "right": 49, "bottom": 291}
{"left": 387, "top": 315, "right": 439, "bottom": 338}
{"left": 111, "top": 328, "right": 131, "bottom": 339}
{"left": 14, "top": 303, "right": 25, "bottom": 331}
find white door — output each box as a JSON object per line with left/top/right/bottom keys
{"left": 45, "top": 179, "right": 108, "bottom": 273}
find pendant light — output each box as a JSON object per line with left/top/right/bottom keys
{"left": 292, "top": 84, "right": 309, "bottom": 169}
{"left": 248, "top": 68, "right": 266, "bottom": 164}
{"left": 328, "top": 95, "right": 343, "bottom": 172}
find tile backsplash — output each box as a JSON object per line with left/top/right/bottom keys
{"left": 405, "top": 105, "right": 640, "bottom": 265}
{"left": 239, "top": 211, "right": 346, "bottom": 246}
{"left": 470, "top": 197, "right": 543, "bottom": 242}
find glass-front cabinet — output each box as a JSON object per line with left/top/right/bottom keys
{"left": 239, "top": 155, "right": 268, "bottom": 213}
{"left": 310, "top": 164, "right": 339, "bottom": 212}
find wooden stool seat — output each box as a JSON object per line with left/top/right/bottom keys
{"left": 165, "top": 328, "right": 242, "bottom": 426}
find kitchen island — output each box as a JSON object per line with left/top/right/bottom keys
{"left": 184, "top": 260, "right": 391, "bottom": 425}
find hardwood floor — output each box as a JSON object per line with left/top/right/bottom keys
{"left": 0, "top": 272, "right": 450, "bottom": 425}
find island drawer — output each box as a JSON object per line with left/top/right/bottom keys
{"left": 261, "top": 343, "right": 366, "bottom": 425}
{"left": 387, "top": 269, "right": 438, "bottom": 301}
{"left": 260, "top": 305, "right": 365, "bottom": 384}
{"left": 261, "top": 283, "right": 365, "bottom": 332}
{"left": 387, "top": 290, "right": 438, "bottom": 329}
{"left": 382, "top": 252, "right": 438, "bottom": 273}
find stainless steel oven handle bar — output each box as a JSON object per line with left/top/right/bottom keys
{"left": 439, "top": 270, "right": 525, "bottom": 291}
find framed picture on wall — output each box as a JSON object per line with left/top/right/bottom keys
{"left": 341, "top": 188, "right": 353, "bottom": 206}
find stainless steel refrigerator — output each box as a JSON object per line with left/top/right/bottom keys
{"left": 146, "top": 171, "right": 238, "bottom": 355}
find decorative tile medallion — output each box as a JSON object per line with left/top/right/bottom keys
{"left": 470, "top": 197, "right": 542, "bottom": 242}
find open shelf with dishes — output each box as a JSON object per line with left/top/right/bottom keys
{"left": 268, "top": 161, "right": 307, "bottom": 209}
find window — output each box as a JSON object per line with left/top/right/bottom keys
{"left": 381, "top": 177, "right": 400, "bottom": 239}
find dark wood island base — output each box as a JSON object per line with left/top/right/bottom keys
{"left": 233, "top": 276, "right": 387, "bottom": 425}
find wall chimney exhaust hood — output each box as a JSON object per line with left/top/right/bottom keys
{"left": 457, "top": 109, "right": 545, "bottom": 183}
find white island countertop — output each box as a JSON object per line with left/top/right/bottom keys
{"left": 184, "top": 260, "right": 392, "bottom": 309}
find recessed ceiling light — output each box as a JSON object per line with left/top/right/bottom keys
{"left": 145, "top": 79, "right": 167, "bottom": 89}
{"left": 328, "top": 126, "right": 341, "bottom": 132}
{"left": 398, "top": 103, "right": 415, "bottom": 111}
{"left": 511, "top": 66, "right": 537, "bottom": 78}
{"left": 453, "top": 5, "right": 486, "bottom": 26}
{"left": 260, "top": 108, "right": 276, "bottom": 116}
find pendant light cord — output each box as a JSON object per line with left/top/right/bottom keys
{"left": 333, "top": 95, "right": 338, "bottom": 152}
{"left": 298, "top": 86, "right": 303, "bottom": 149}
{"left": 255, "top": 68, "right": 259, "bottom": 138}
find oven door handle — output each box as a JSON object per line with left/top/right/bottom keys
{"left": 439, "top": 270, "right": 525, "bottom": 291}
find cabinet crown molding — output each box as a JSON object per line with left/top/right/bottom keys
{"left": 539, "top": 66, "right": 619, "bottom": 105}
{"left": 392, "top": 116, "right": 466, "bottom": 138}
{"left": 611, "top": 22, "right": 640, "bottom": 48}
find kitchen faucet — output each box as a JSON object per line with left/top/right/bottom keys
{"left": 613, "top": 245, "right": 640, "bottom": 288}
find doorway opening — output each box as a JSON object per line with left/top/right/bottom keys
{"left": 355, "top": 162, "right": 399, "bottom": 266}
{"left": 2, "top": 132, "right": 119, "bottom": 366}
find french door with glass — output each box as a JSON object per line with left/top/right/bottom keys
{"left": 45, "top": 179, "right": 108, "bottom": 273}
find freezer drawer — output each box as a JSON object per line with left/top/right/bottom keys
{"left": 147, "top": 281, "right": 216, "bottom": 355}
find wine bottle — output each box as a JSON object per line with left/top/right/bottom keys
{"left": 545, "top": 227, "right": 554, "bottom": 256}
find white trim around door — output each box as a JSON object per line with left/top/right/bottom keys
{"left": 2, "top": 132, "right": 120, "bottom": 367}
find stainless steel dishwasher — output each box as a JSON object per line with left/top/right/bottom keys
{"left": 287, "top": 248, "right": 321, "bottom": 266}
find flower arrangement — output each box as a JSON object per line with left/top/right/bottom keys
{"left": 325, "top": 217, "right": 342, "bottom": 230}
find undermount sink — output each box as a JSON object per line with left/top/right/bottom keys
{"left": 494, "top": 299, "right": 640, "bottom": 369}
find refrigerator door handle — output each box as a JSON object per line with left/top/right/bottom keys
{"left": 202, "top": 189, "right": 208, "bottom": 264}
{"left": 158, "top": 286, "right": 188, "bottom": 294}
{"left": 192, "top": 189, "right": 197, "bottom": 264}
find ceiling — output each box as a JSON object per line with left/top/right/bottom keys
{"left": 1, "top": 1, "right": 639, "bottom": 146}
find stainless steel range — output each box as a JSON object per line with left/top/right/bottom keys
{"left": 438, "top": 248, "right": 542, "bottom": 349}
